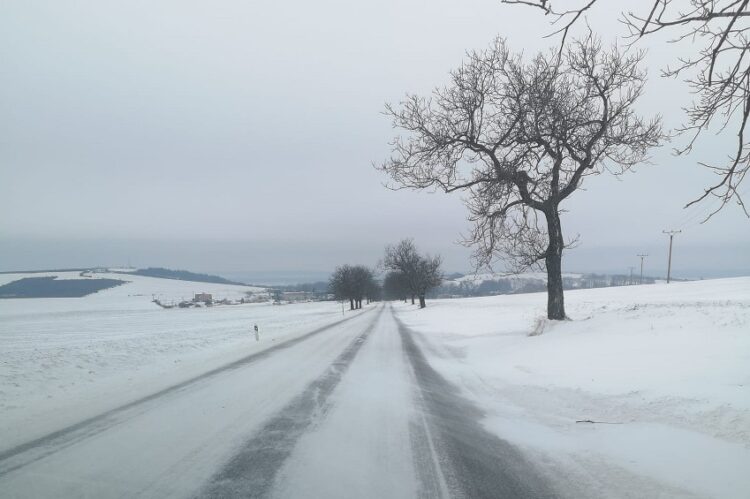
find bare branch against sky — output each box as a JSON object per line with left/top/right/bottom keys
{"left": 502, "top": 0, "right": 750, "bottom": 218}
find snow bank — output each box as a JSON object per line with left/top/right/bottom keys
{"left": 394, "top": 277, "right": 750, "bottom": 498}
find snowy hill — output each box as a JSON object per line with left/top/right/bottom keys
{"left": 0, "top": 269, "right": 263, "bottom": 310}
{"left": 395, "top": 277, "right": 750, "bottom": 498}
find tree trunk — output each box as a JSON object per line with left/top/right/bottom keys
{"left": 418, "top": 295, "right": 426, "bottom": 308}
{"left": 545, "top": 207, "right": 566, "bottom": 320}
{"left": 411, "top": 295, "right": 415, "bottom": 305}
{"left": 349, "top": 298, "right": 354, "bottom": 311}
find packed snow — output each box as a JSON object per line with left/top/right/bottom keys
{"left": 0, "top": 271, "right": 355, "bottom": 450}
{"left": 395, "top": 277, "right": 750, "bottom": 498}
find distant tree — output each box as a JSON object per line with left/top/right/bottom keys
{"left": 365, "top": 275, "right": 382, "bottom": 304}
{"left": 350, "top": 265, "right": 375, "bottom": 309}
{"left": 413, "top": 255, "right": 443, "bottom": 308}
{"left": 477, "top": 279, "right": 512, "bottom": 295}
{"left": 380, "top": 36, "right": 663, "bottom": 319}
{"left": 329, "top": 264, "right": 376, "bottom": 310}
{"left": 502, "top": 0, "right": 750, "bottom": 218}
{"left": 330, "top": 265, "right": 356, "bottom": 310}
{"left": 383, "top": 239, "right": 443, "bottom": 308}
{"left": 383, "top": 240, "right": 420, "bottom": 305}
{"left": 383, "top": 271, "right": 410, "bottom": 301}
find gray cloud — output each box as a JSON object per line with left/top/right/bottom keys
{"left": 2, "top": 0, "right": 748, "bottom": 277}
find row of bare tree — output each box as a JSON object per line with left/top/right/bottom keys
{"left": 329, "top": 239, "right": 444, "bottom": 310}
{"left": 328, "top": 265, "right": 378, "bottom": 310}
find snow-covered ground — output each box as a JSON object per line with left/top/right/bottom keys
{"left": 449, "top": 271, "right": 584, "bottom": 284}
{"left": 395, "top": 277, "right": 750, "bottom": 498}
{"left": 3, "top": 271, "right": 748, "bottom": 497}
{"left": 0, "top": 272, "right": 354, "bottom": 450}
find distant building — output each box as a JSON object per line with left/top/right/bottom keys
{"left": 282, "top": 291, "right": 308, "bottom": 302}
{"left": 193, "top": 292, "right": 213, "bottom": 303}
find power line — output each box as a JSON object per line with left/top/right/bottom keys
{"left": 672, "top": 194, "right": 724, "bottom": 231}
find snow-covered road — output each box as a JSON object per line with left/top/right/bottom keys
{"left": 0, "top": 304, "right": 553, "bottom": 499}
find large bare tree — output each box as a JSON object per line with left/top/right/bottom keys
{"left": 379, "top": 36, "right": 663, "bottom": 319}
{"left": 503, "top": 0, "right": 750, "bottom": 219}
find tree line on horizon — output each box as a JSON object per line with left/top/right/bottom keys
{"left": 329, "top": 239, "right": 444, "bottom": 310}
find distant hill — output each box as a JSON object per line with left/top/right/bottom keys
{"left": 0, "top": 276, "right": 126, "bottom": 298}
{"left": 119, "top": 267, "right": 247, "bottom": 286}
{"left": 433, "top": 271, "right": 662, "bottom": 298}
{"left": 0, "top": 268, "right": 92, "bottom": 275}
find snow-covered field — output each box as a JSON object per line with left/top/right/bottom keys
{"left": 449, "top": 271, "right": 584, "bottom": 284}
{"left": 395, "top": 277, "right": 750, "bottom": 498}
{"left": 3, "top": 270, "right": 748, "bottom": 497}
{"left": 0, "top": 272, "right": 353, "bottom": 450}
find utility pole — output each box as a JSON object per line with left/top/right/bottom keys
{"left": 637, "top": 253, "right": 648, "bottom": 284}
{"left": 662, "top": 230, "right": 681, "bottom": 283}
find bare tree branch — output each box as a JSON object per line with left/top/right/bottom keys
{"left": 378, "top": 36, "right": 663, "bottom": 319}
{"left": 502, "top": 0, "right": 750, "bottom": 218}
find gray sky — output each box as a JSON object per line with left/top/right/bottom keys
{"left": 2, "top": 0, "right": 749, "bottom": 278}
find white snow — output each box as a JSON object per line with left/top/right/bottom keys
{"left": 3, "top": 270, "right": 748, "bottom": 497}
{"left": 273, "top": 309, "right": 422, "bottom": 499}
{"left": 449, "top": 271, "right": 584, "bottom": 284}
{"left": 394, "top": 277, "right": 750, "bottom": 498}
{"left": 0, "top": 272, "right": 355, "bottom": 450}
{"left": 0, "top": 309, "right": 379, "bottom": 498}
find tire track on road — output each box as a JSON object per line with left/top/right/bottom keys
{"left": 395, "top": 309, "right": 558, "bottom": 499}
{"left": 0, "top": 308, "right": 374, "bottom": 476}
{"left": 197, "top": 305, "right": 385, "bottom": 499}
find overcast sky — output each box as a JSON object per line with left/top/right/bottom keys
{"left": 2, "top": 0, "right": 749, "bottom": 279}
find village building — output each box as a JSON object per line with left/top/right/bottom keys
{"left": 193, "top": 292, "right": 213, "bottom": 304}
{"left": 281, "top": 291, "right": 309, "bottom": 302}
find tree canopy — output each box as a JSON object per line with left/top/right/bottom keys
{"left": 503, "top": 0, "right": 750, "bottom": 219}
{"left": 380, "top": 36, "right": 663, "bottom": 318}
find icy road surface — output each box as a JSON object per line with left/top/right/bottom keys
{"left": 0, "top": 304, "right": 554, "bottom": 499}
